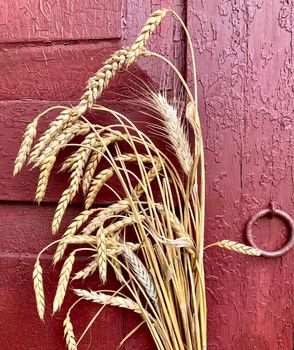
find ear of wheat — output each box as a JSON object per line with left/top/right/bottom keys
{"left": 14, "top": 8, "right": 262, "bottom": 350}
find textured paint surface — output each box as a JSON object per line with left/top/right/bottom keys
{"left": 0, "top": 1, "right": 293, "bottom": 350}
{"left": 187, "top": 1, "right": 293, "bottom": 349}
{"left": 0, "top": 0, "right": 121, "bottom": 42}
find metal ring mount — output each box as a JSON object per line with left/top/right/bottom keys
{"left": 246, "top": 207, "right": 294, "bottom": 257}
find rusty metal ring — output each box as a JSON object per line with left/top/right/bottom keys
{"left": 246, "top": 208, "right": 294, "bottom": 257}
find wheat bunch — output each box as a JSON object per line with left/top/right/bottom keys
{"left": 13, "top": 8, "right": 264, "bottom": 350}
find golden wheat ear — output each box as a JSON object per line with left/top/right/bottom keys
{"left": 126, "top": 8, "right": 170, "bottom": 66}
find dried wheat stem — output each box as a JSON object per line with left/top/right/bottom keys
{"left": 81, "top": 160, "right": 161, "bottom": 236}
{"left": 74, "top": 289, "right": 144, "bottom": 315}
{"left": 64, "top": 313, "right": 77, "bottom": 350}
{"left": 52, "top": 134, "right": 98, "bottom": 234}
{"left": 127, "top": 9, "right": 169, "bottom": 65}
{"left": 96, "top": 227, "right": 107, "bottom": 284}
{"left": 14, "top": 118, "right": 39, "bottom": 176}
{"left": 86, "top": 48, "right": 129, "bottom": 104}
{"left": 53, "top": 252, "right": 75, "bottom": 314}
{"left": 123, "top": 247, "right": 158, "bottom": 306}
{"left": 207, "top": 240, "right": 262, "bottom": 256}
{"left": 156, "top": 204, "right": 194, "bottom": 252}
{"left": 53, "top": 209, "right": 98, "bottom": 265}
{"left": 85, "top": 168, "right": 115, "bottom": 209}
{"left": 82, "top": 132, "right": 126, "bottom": 194}
{"left": 33, "top": 259, "right": 45, "bottom": 321}
{"left": 35, "top": 122, "right": 91, "bottom": 167}
{"left": 29, "top": 108, "right": 79, "bottom": 164}
{"left": 72, "top": 256, "right": 99, "bottom": 281}
{"left": 35, "top": 156, "right": 56, "bottom": 203}
{"left": 111, "top": 257, "right": 124, "bottom": 283}
{"left": 151, "top": 92, "right": 193, "bottom": 175}
{"left": 82, "top": 200, "right": 130, "bottom": 235}
{"left": 115, "top": 153, "right": 157, "bottom": 163}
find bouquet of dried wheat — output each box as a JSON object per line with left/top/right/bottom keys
{"left": 14, "top": 9, "right": 262, "bottom": 350}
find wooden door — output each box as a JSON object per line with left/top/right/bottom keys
{"left": 187, "top": 1, "right": 294, "bottom": 349}
{"left": 0, "top": 1, "right": 293, "bottom": 349}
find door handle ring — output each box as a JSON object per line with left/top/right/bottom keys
{"left": 246, "top": 206, "right": 294, "bottom": 257}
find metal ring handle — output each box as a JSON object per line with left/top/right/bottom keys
{"left": 246, "top": 208, "right": 294, "bottom": 257}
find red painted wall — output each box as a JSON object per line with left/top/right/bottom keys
{"left": 0, "top": 1, "right": 293, "bottom": 349}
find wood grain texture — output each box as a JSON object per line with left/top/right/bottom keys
{"left": 187, "top": 1, "right": 293, "bottom": 349}
{"left": 0, "top": 0, "right": 121, "bottom": 42}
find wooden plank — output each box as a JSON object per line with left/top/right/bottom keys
{"left": 0, "top": 42, "right": 123, "bottom": 101}
{"left": 187, "top": 1, "right": 293, "bottom": 349}
{"left": 0, "top": 0, "right": 121, "bottom": 42}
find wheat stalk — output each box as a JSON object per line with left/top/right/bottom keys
{"left": 14, "top": 118, "right": 39, "bottom": 176}
{"left": 53, "top": 209, "right": 98, "bottom": 265}
{"left": 72, "top": 256, "right": 99, "bottom": 281}
{"left": 53, "top": 252, "right": 75, "bottom": 314}
{"left": 82, "top": 132, "right": 126, "bottom": 194}
{"left": 81, "top": 200, "right": 130, "bottom": 235}
{"left": 123, "top": 247, "right": 158, "bottom": 306}
{"left": 74, "top": 289, "right": 145, "bottom": 315}
{"left": 115, "top": 153, "right": 157, "bottom": 163}
{"left": 29, "top": 108, "right": 79, "bottom": 164}
{"left": 51, "top": 134, "right": 99, "bottom": 234}
{"left": 151, "top": 92, "right": 193, "bottom": 175}
{"left": 85, "top": 168, "right": 115, "bottom": 209}
{"left": 86, "top": 48, "right": 130, "bottom": 103}
{"left": 33, "top": 259, "right": 45, "bottom": 321}
{"left": 111, "top": 257, "right": 124, "bottom": 283}
{"left": 127, "top": 8, "right": 169, "bottom": 65}
{"left": 211, "top": 240, "right": 262, "bottom": 256}
{"left": 156, "top": 204, "right": 195, "bottom": 253}
{"left": 64, "top": 313, "right": 77, "bottom": 350}
{"left": 96, "top": 227, "right": 107, "bottom": 284}
{"left": 35, "top": 122, "right": 91, "bottom": 168}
